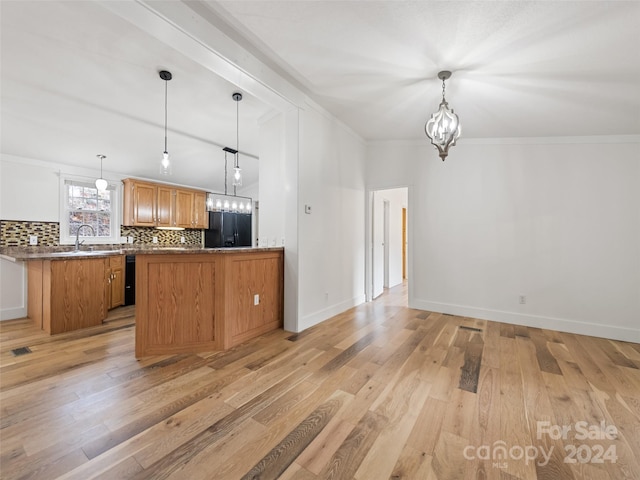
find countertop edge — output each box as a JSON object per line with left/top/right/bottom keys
{"left": 0, "top": 246, "right": 284, "bottom": 262}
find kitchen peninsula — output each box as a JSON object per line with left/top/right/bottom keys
{"left": 1, "top": 247, "right": 284, "bottom": 357}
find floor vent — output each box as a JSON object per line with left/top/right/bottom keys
{"left": 459, "top": 326, "right": 483, "bottom": 333}
{"left": 11, "top": 346, "right": 32, "bottom": 356}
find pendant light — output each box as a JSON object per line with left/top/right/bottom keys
{"left": 232, "top": 92, "right": 243, "bottom": 191}
{"left": 425, "top": 70, "right": 461, "bottom": 161}
{"left": 95, "top": 154, "right": 108, "bottom": 191}
{"left": 159, "top": 70, "right": 173, "bottom": 175}
{"left": 222, "top": 146, "right": 237, "bottom": 195}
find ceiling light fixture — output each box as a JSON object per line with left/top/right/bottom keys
{"left": 159, "top": 70, "right": 173, "bottom": 175}
{"left": 95, "top": 154, "right": 108, "bottom": 191}
{"left": 232, "top": 92, "right": 243, "bottom": 192}
{"left": 425, "top": 70, "right": 461, "bottom": 161}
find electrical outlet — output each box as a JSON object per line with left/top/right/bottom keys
{"left": 304, "top": 204, "right": 312, "bottom": 214}
{"left": 180, "top": 236, "right": 186, "bottom": 244}
{"left": 254, "top": 294, "right": 260, "bottom": 306}
{"left": 29, "top": 235, "right": 38, "bottom": 246}
{"left": 127, "top": 236, "right": 134, "bottom": 244}
{"left": 519, "top": 295, "right": 527, "bottom": 305}
{"left": 152, "top": 236, "right": 158, "bottom": 244}
{"left": 325, "top": 292, "right": 329, "bottom": 302}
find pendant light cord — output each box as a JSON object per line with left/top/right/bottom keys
{"left": 235, "top": 99, "right": 239, "bottom": 168}
{"left": 164, "top": 79, "right": 168, "bottom": 153}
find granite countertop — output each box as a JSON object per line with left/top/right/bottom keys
{"left": 0, "top": 245, "right": 284, "bottom": 262}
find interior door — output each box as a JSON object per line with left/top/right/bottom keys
{"left": 372, "top": 192, "right": 384, "bottom": 298}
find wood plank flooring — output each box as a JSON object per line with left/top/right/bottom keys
{"left": 1, "top": 283, "right": 639, "bottom": 479}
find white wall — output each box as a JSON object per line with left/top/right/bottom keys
{"left": 0, "top": 155, "right": 64, "bottom": 319}
{"left": 297, "top": 103, "right": 367, "bottom": 330}
{"left": 367, "top": 137, "right": 640, "bottom": 342}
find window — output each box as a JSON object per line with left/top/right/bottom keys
{"left": 60, "top": 176, "right": 121, "bottom": 245}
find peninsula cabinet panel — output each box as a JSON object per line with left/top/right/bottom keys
{"left": 135, "top": 249, "right": 284, "bottom": 357}
{"left": 136, "top": 255, "right": 218, "bottom": 356}
{"left": 225, "top": 254, "right": 284, "bottom": 348}
{"left": 28, "top": 258, "right": 108, "bottom": 334}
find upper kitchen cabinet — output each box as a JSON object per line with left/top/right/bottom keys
{"left": 122, "top": 178, "right": 208, "bottom": 229}
{"left": 193, "top": 191, "right": 208, "bottom": 229}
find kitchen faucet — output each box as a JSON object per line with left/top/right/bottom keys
{"left": 75, "top": 224, "right": 95, "bottom": 251}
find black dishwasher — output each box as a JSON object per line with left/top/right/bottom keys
{"left": 124, "top": 255, "right": 136, "bottom": 305}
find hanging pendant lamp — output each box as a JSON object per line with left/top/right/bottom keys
{"left": 95, "top": 154, "right": 108, "bottom": 191}
{"left": 232, "top": 92, "right": 243, "bottom": 190}
{"left": 425, "top": 70, "right": 461, "bottom": 161}
{"left": 159, "top": 70, "right": 173, "bottom": 175}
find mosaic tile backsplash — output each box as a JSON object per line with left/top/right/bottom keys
{"left": 1, "top": 221, "right": 60, "bottom": 247}
{"left": 0, "top": 220, "right": 203, "bottom": 247}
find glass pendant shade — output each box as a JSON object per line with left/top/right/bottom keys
{"left": 425, "top": 70, "right": 461, "bottom": 161}
{"left": 95, "top": 178, "right": 108, "bottom": 191}
{"left": 95, "top": 154, "right": 108, "bottom": 191}
{"left": 160, "top": 151, "right": 172, "bottom": 175}
{"left": 232, "top": 165, "right": 242, "bottom": 186}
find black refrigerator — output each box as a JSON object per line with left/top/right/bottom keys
{"left": 204, "top": 212, "right": 252, "bottom": 248}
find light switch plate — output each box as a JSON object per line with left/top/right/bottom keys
{"left": 304, "top": 204, "right": 312, "bottom": 214}
{"left": 29, "top": 235, "right": 38, "bottom": 245}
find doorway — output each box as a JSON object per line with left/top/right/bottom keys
{"left": 369, "top": 187, "right": 409, "bottom": 301}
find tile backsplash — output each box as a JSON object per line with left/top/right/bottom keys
{"left": 1, "top": 220, "right": 203, "bottom": 247}
{"left": 0, "top": 221, "right": 60, "bottom": 247}
{"left": 120, "top": 226, "right": 202, "bottom": 246}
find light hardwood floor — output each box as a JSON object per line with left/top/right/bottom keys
{"left": 1, "top": 283, "right": 639, "bottom": 479}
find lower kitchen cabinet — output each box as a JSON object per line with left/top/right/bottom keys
{"left": 27, "top": 256, "right": 123, "bottom": 334}
{"left": 107, "top": 255, "right": 125, "bottom": 309}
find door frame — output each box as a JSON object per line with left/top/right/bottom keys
{"left": 365, "top": 185, "right": 411, "bottom": 302}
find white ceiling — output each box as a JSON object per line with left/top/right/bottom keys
{"left": 2, "top": 1, "right": 639, "bottom": 191}
{"left": 207, "top": 0, "right": 640, "bottom": 139}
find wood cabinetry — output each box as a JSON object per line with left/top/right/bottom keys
{"left": 127, "top": 181, "right": 156, "bottom": 227}
{"left": 122, "top": 178, "right": 208, "bottom": 229}
{"left": 135, "top": 249, "right": 284, "bottom": 357}
{"left": 28, "top": 258, "right": 108, "bottom": 334}
{"left": 193, "top": 191, "right": 208, "bottom": 229}
{"left": 28, "top": 255, "right": 126, "bottom": 334}
{"left": 175, "top": 189, "right": 194, "bottom": 228}
{"left": 106, "top": 255, "right": 125, "bottom": 309}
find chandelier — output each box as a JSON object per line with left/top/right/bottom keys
{"left": 425, "top": 70, "right": 461, "bottom": 161}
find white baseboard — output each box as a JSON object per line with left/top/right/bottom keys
{"left": 410, "top": 299, "right": 640, "bottom": 344}
{"left": 299, "top": 294, "right": 367, "bottom": 332}
{"left": 1, "top": 306, "right": 27, "bottom": 321}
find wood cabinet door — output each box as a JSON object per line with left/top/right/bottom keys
{"left": 49, "top": 259, "right": 107, "bottom": 333}
{"left": 193, "top": 191, "right": 208, "bottom": 229}
{"left": 132, "top": 182, "right": 157, "bottom": 226}
{"left": 175, "top": 189, "right": 194, "bottom": 228}
{"left": 156, "top": 186, "right": 174, "bottom": 228}
{"left": 109, "top": 256, "right": 125, "bottom": 309}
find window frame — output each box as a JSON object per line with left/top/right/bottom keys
{"left": 59, "top": 174, "right": 122, "bottom": 245}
